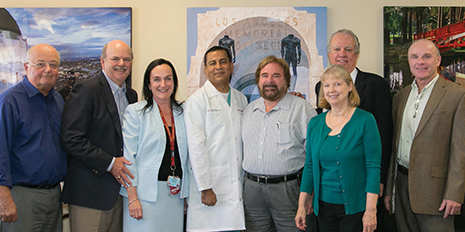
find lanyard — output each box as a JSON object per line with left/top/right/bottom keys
{"left": 158, "top": 105, "right": 176, "bottom": 173}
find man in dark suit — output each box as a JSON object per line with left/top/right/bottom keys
{"left": 315, "top": 29, "right": 394, "bottom": 231}
{"left": 60, "top": 40, "right": 138, "bottom": 232}
{"left": 385, "top": 39, "right": 465, "bottom": 232}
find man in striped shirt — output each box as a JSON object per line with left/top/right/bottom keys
{"left": 242, "top": 55, "right": 317, "bottom": 232}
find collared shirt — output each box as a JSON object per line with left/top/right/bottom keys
{"left": 103, "top": 70, "right": 128, "bottom": 125}
{"left": 103, "top": 70, "right": 129, "bottom": 171}
{"left": 242, "top": 93, "right": 317, "bottom": 175}
{"left": 350, "top": 68, "right": 358, "bottom": 84}
{"left": 0, "top": 77, "right": 67, "bottom": 187}
{"left": 397, "top": 75, "right": 439, "bottom": 168}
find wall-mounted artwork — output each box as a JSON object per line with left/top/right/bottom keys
{"left": 384, "top": 6, "right": 465, "bottom": 93}
{"left": 187, "top": 7, "right": 327, "bottom": 106}
{"left": 0, "top": 7, "right": 132, "bottom": 98}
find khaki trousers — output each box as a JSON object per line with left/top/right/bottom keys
{"left": 68, "top": 195, "right": 123, "bottom": 232}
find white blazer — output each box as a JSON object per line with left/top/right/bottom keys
{"left": 119, "top": 101, "right": 189, "bottom": 201}
{"left": 184, "top": 80, "right": 247, "bottom": 231}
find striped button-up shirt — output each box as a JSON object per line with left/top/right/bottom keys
{"left": 103, "top": 71, "right": 128, "bottom": 126}
{"left": 242, "top": 93, "right": 317, "bottom": 175}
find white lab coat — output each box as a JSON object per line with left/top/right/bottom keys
{"left": 184, "top": 80, "right": 247, "bottom": 231}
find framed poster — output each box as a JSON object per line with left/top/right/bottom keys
{"left": 384, "top": 6, "right": 465, "bottom": 93}
{"left": 0, "top": 7, "right": 132, "bottom": 98}
{"left": 187, "top": 7, "right": 327, "bottom": 106}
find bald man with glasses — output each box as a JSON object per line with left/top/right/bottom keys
{"left": 0, "top": 44, "right": 67, "bottom": 232}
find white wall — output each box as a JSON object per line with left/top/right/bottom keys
{"left": 2, "top": 0, "right": 463, "bottom": 101}
{"left": 2, "top": 1, "right": 462, "bottom": 231}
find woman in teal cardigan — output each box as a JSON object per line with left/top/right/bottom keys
{"left": 295, "top": 65, "right": 381, "bottom": 232}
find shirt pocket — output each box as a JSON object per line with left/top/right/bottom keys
{"left": 278, "top": 123, "right": 292, "bottom": 144}
{"left": 205, "top": 109, "right": 224, "bottom": 135}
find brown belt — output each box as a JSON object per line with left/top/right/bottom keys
{"left": 397, "top": 164, "right": 409, "bottom": 176}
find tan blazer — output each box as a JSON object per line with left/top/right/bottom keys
{"left": 386, "top": 77, "right": 465, "bottom": 215}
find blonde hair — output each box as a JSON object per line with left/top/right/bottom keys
{"left": 318, "top": 65, "right": 360, "bottom": 109}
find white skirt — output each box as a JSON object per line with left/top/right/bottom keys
{"left": 123, "top": 181, "right": 184, "bottom": 231}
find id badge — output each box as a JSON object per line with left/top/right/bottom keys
{"left": 167, "top": 175, "right": 180, "bottom": 187}
{"left": 167, "top": 175, "right": 181, "bottom": 195}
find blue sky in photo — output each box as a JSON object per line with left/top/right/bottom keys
{"left": 6, "top": 7, "right": 131, "bottom": 60}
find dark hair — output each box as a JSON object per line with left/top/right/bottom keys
{"left": 203, "top": 46, "right": 232, "bottom": 66}
{"left": 141, "top": 59, "right": 183, "bottom": 114}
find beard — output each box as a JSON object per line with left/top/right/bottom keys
{"left": 259, "top": 84, "right": 286, "bottom": 101}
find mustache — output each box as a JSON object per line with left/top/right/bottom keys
{"left": 114, "top": 66, "right": 128, "bottom": 72}
{"left": 263, "top": 84, "right": 278, "bottom": 88}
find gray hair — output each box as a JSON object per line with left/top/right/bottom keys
{"left": 101, "top": 42, "right": 134, "bottom": 60}
{"left": 327, "top": 29, "right": 360, "bottom": 54}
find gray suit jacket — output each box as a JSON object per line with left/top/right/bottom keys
{"left": 386, "top": 77, "right": 465, "bottom": 215}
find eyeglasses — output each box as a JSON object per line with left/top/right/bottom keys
{"left": 27, "top": 62, "right": 59, "bottom": 70}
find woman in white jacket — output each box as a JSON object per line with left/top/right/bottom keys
{"left": 119, "top": 59, "right": 189, "bottom": 231}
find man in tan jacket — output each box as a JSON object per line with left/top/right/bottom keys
{"left": 385, "top": 39, "right": 465, "bottom": 231}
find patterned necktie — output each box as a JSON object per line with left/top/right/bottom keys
{"left": 115, "top": 89, "right": 128, "bottom": 125}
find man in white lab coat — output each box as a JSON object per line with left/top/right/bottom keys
{"left": 184, "top": 46, "right": 247, "bottom": 231}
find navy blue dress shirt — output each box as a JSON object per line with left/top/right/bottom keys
{"left": 0, "top": 77, "right": 67, "bottom": 187}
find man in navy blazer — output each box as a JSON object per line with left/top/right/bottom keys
{"left": 60, "top": 40, "right": 137, "bottom": 232}
{"left": 315, "top": 29, "right": 394, "bottom": 231}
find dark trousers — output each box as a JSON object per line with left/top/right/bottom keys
{"left": 305, "top": 213, "right": 318, "bottom": 232}
{"left": 455, "top": 200, "right": 465, "bottom": 230}
{"left": 318, "top": 200, "right": 363, "bottom": 232}
{"left": 375, "top": 194, "right": 397, "bottom": 232}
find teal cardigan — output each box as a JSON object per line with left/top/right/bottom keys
{"left": 300, "top": 108, "right": 381, "bottom": 215}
